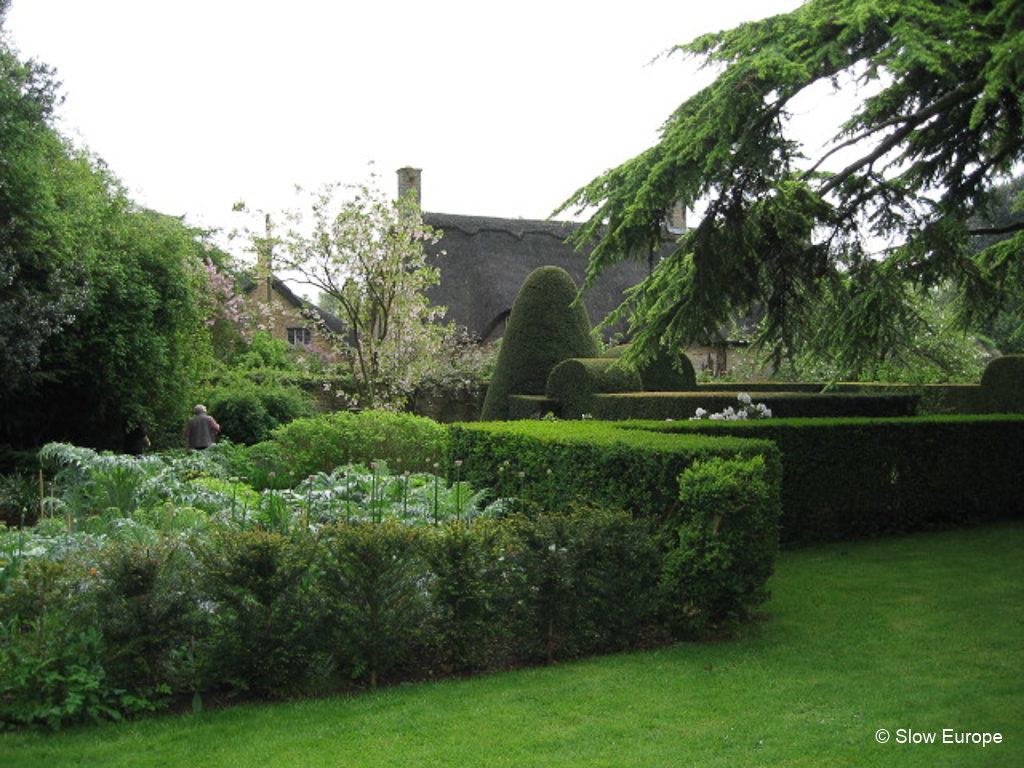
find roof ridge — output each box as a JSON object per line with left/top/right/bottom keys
{"left": 424, "top": 211, "right": 579, "bottom": 243}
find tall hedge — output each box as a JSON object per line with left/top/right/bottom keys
{"left": 646, "top": 415, "right": 1024, "bottom": 545}
{"left": 480, "top": 267, "right": 598, "bottom": 420}
{"left": 448, "top": 420, "right": 781, "bottom": 521}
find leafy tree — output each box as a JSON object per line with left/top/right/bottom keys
{"left": 560, "top": 0, "right": 1024, "bottom": 375}
{"left": 23, "top": 187, "right": 213, "bottom": 448}
{"left": 257, "top": 176, "right": 451, "bottom": 409}
{"left": 0, "top": 8, "right": 215, "bottom": 450}
{"left": 0, "top": 7, "right": 84, "bottom": 394}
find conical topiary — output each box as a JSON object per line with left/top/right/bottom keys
{"left": 480, "top": 266, "right": 598, "bottom": 420}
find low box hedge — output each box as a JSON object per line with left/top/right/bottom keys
{"left": 507, "top": 395, "right": 561, "bottom": 419}
{"left": 448, "top": 420, "right": 782, "bottom": 523}
{"left": 636, "top": 414, "right": 1024, "bottom": 545}
{"left": 586, "top": 391, "right": 919, "bottom": 420}
{"left": 451, "top": 415, "right": 1024, "bottom": 547}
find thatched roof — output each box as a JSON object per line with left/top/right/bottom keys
{"left": 422, "top": 212, "right": 657, "bottom": 341}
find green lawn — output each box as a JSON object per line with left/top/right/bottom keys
{"left": 2, "top": 521, "right": 1021, "bottom": 767}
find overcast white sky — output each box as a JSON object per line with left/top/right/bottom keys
{"left": 6, "top": 0, "right": 805, "bottom": 257}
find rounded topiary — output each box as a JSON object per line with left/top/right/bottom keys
{"left": 602, "top": 344, "right": 697, "bottom": 391}
{"left": 979, "top": 354, "right": 1024, "bottom": 413}
{"left": 481, "top": 266, "right": 599, "bottom": 420}
{"left": 545, "top": 358, "right": 643, "bottom": 419}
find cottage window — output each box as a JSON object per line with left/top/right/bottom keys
{"left": 287, "top": 327, "right": 312, "bottom": 347}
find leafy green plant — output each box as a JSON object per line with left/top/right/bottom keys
{"left": 318, "top": 521, "right": 427, "bottom": 688}
{"left": 38, "top": 444, "right": 166, "bottom": 521}
{"left": 0, "top": 623, "right": 138, "bottom": 731}
{"left": 0, "top": 554, "right": 157, "bottom": 730}
{"left": 422, "top": 520, "right": 504, "bottom": 671}
{"left": 92, "top": 541, "right": 200, "bottom": 700}
{"left": 661, "top": 455, "right": 780, "bottom": 637}
{"left": 265, "top": 409, "right": 448, "bottom": 476}
{"left": 295, "top": 464, "right": 512, "bottom": 528}
{"left": 195, "top": 529, "right": 321, "bottom": 696}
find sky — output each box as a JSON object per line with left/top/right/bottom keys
{"left": 5, "top": 0, "right": 806, "bottom": 260}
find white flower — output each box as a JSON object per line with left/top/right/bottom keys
{"left": 738, "top": 392, "right": 752, "bottom": 405}
{"left": 694, "top": 407, "right": 707, "bottom": 418}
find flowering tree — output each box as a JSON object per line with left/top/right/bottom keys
{"left": 274, "top": 176, "right": 451, "bottom": 409}
{"left": 199, "top": 258, "right": 273, "bottom": 360}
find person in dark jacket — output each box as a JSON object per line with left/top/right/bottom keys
{"left": 124, "top": 425, "right": 151, "bottom": 455}
{"left": 186, "top": 404, "right": 220, "bottom": 450}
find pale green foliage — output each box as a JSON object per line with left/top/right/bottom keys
{"left": 561, "top": 0, "right": 1024, "bottom": 377}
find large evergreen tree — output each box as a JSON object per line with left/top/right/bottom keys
{"left": 561, "top": 0, "right": 1024, "bottom": 374}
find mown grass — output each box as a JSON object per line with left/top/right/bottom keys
{"left": 2, "top": 521, "right": 1021, "bottom": 767}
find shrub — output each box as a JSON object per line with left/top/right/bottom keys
{"left": 654, "top": 415, "right": 1024, "bottom": 544}
{"left": 545, "top": 358, "right": 642, "bottom": 419}
{"left": 979, "top": 354, "right": 1024, "bottom": 413}
{"left": 481, "top": 267, "right": 598, "bottom": 420}
{"left": 202, "top": 380, "right": 315, "bottom": 445}
{"left": 501, "top": 505, "right": 663, "bottom": 663}
{"left": 260, "top": 410, "right": 448, "bottom": 480}
{"left": 318, "top": 522, "right": 427, "bottom": 688}
{"left": 449, "top": 420, "right": 781, "bottom": 522}
{"left": 195, "top": 529, "right": 321, "bottom": 696}
{"left": 93, "top": 541, "right": 200, "bottom": 699}
{"left": 421, "top": 519, "right": 504, "bottom": 672}
{"left": 602, "top": 344, "right": 697, "bottom": 391}
{"left": 660, "top": 455, "right": 780, "bottom": 637}
{"left": 0, "top": 472, "right": 40, "bottom": 527}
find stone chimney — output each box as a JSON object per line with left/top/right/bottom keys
{"left": 665, "top": 200, "right": 687, "bottom": 234}
{"left": 257, "top": 213, "right": 273, "bottom": 303}
{"left": 397, "top": 167, "right": 422, "bottom": 207}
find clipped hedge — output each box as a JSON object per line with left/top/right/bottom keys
{"left": 584, "top": 391, "right": 919, "bottom": 421}
{"left": 663, "top": 454, "right": 780, "bottom": 636}
{"left": 507, "top": 395, "right": 561, "bottom": 420}
{"left": 978, "top": 354, "right": 1024, "bottom": 413}
{"left": 545, "top": 358, "right": 643, "bottom": 419}
{"left": 602, "top": 344, "right": 697, "bottom": 391}
{"left": 480, "top": 267, "right": 598, "bottom": 420}
{"left": 448, "top": 420, "right": 782, "bottom": 523}
{"left": 638, "top": 415, "right": 1024, "bottom": 545}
